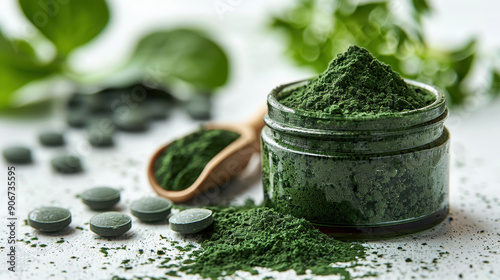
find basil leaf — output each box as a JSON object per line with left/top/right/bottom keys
{"left": 0, "top": 31, "right": 59, "bottom": 109}
{"left": 132, "top": 29, "right": 229, "bottom": 90}
{"left": 18, "top": 0, "right": 109, "bottom": 56}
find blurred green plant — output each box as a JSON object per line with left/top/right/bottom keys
{"left": 0, "top": 0, "right": 229, "bottom": 111}
{"left": 271, "top": 0, "right": 500, "bottom": 106}
{"left": 132, "top": 29, "right": 229, "bottom": 90}
{"left": 19, "top": 0, "right": 110, "bottom": 57}
{"left": 0, "top": 31, "right": 59, "bottom": 109}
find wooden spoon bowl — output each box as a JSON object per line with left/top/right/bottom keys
{"left": 148, "top": 106, "right": 267, "bottom": 203}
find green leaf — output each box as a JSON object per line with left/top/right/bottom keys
{"left": 411, "top": 0, "right": 432, "bottom": 24}
{"left": 0, "top": 30, "right": 59, "bottom": 110}
{"left": 490, "top": 70, "right": 500, "bottom": 96}
{"left": 445, "top": 83, "right": 467, "bottom": 105}
{"left": 412, "top": 0, "right": 431, "bottom": 15}
{"left": 18, "top": 0, "right": 110, "bottom": 56}
{"left": 450, "top": 38, "right": 477, "bottom": 81}
{"left": 0, "top": 99, "right": 53, "bottom": 118}
{"left": 132, "top": 29, "right": 229, "bottom": 90}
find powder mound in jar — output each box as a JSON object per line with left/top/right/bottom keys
{"left": 280, "top": 45, "right": 435, "bottom": 116}
{"left": 154, "top": 128, "right": 240, "bottom": 191}
{"left": 179, "top": 206, "right": 368, "bottom": 279}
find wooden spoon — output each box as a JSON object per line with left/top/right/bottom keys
{"left": 148, "top": 105, "right": 267, "bottom": 203}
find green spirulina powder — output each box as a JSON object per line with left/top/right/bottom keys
{"left": 154, "top": 128, "right": 240, "bottom": 191}
{"left": 179, "top": 206, "right": 368, "bottom": 279}
{"left": 280, "top": 45, "right": 435, "bottom": 116}
{"left": 261, "top": 45, "right": 450, "bottom": 237}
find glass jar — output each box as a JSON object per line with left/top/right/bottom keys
{"left": 261, "top": 80, "right": 449, "bottom": 239}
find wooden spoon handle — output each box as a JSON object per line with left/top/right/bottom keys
{"left": 245, "top": 104, "right": 268, "bottom": 137}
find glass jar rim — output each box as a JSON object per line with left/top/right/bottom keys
{"left": 267, "top": 79, "right": 447, "bottom": 131}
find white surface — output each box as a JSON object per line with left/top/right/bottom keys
{"left": 0, "top": 90, "right": 499, "bottom": 280}
{"left": 0, "top": 1, "right": 500, "bottom": 279}
{"left": 0, "top": 93, "right": 499, "bottom": 280}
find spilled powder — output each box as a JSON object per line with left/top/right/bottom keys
{"left": 179, "top": 206, "right": 369, "bottom": 279}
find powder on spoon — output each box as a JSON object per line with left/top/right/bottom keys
{"left": 154, "top": 128, "right": 240, "bottom": 191}
{"left": 279, "top": 45, "right": 435, "bottom": 116}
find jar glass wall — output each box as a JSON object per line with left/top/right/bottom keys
{"left": 261, "top": 80, "right": 450, "bottom": 239}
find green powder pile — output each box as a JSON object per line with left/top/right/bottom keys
{"left": 179, "top": 206, "right": 368, "bottom": 279}
{"left": 280, "top": 45, "right": 435, "bottom": 116}
{"left": 154, "top": 128, "right": 240, "bottom": 191}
